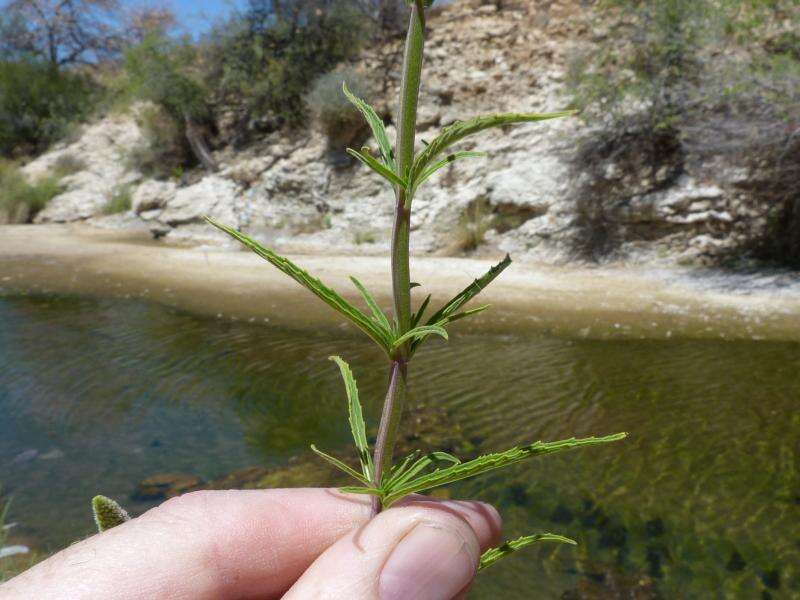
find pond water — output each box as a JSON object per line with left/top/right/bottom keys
{"left": 0, "top": 293, "right": 798, "bottom": 598}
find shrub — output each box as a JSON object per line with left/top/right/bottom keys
{"left": 0, "top": 60, "right": 95, "bottom": 158}
{"left": 567, "top": 0, "right": 800, "bottom": 264}
{"left": 125, "top": 105, "right": 191, "bottom": 179}
{"left": 52, "top": 153, "right": 87, "bottom": 177}
{"left": 454, "top": 198, "right": 493, "bottom": 253}
{"left": 306, "top": 69, "right": 371, "bottom": 156}
{"left": 0, "top": 161, "right": 63, "bottom": 223}
{"left": 103, "top": 185, "right": 133, "bottom": 215}
{"left": 123, "top": 34, "right": 217, "bottom": 172}
{"left": 205, "top": 0, "right": 367, "bottom": 134}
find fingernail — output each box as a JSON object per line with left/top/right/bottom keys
{"left": 379, "top": 523, "right": 477, "bottom": 600}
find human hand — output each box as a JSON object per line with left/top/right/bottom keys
{"left": 0, "top": 488, "right": 502, "bottom": 599}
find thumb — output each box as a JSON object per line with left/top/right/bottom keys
{"left": 284, "top": 499, "right": 502, "bottom": 600}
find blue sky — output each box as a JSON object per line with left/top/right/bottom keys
{"left": 170, "top": 0, "right": 246, "bottom": 33}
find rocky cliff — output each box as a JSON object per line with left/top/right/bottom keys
{"left": 20, "top": 0, "right": 796, "bottom": 267}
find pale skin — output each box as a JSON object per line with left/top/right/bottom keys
{"left": 0, "top": 489, "right": 502, "bottom": 600}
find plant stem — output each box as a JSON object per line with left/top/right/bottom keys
{"left": 392, "top": 0, "right": 425, "bottom": 337}
{"left": 370, "top": 359, "right": 406, "bottom": 515}
{"left": 371, "top": 0, "right": 425, "bottom": 516}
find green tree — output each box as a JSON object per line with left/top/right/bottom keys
{"left": 123, "top": 33, "right": 217, "bottom": 172}
{"left": 0, "top": 59, "right": 94, "bottom": 157}
{"left": 205, "top": 0, "right": 367, "bottom": 135}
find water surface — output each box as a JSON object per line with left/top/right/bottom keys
{"left": 1, "top": 294, "right": 798, "bottom": 598}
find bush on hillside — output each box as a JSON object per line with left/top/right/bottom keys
{"left": 0, "top": 60, "right": 95, "bottom": 158}
{"left": 0, "top": 161, "right": 63, "bottom": 223}
{"left": 125, "top": 106, "right": 191, "bottom": 180}
{"left": 205, "top": 0, "right": 367, "bottom": 137}
{"left": 103, "top": 185, "right": 133, "bottom": 215}
{"left": 123, "top": 34, "right": 218, "bottom": 172}
{"left": 305, "top": 69, "right": 372, "bottom": 158}
{"left": 567, "top": 0, "right": 800, "bottom": 264}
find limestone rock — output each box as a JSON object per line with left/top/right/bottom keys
{"left": 158, "top": 176, "right": 241, "bottom": 227}
{"left": 132, "top": 180, "right": 176, "bottom": 214}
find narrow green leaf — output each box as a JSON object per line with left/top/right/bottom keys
{"left": 392, "top": 324, "right": 448, "bottom": 350}
{"left": 342, "top": 82, "right": 396, "bottom": 171}
{"left": 206, "top": 217, "right": 393, "bottom": 354}
{"left": 310, "top": 444, "right": 369, "bottom": 484}
{"left": 382, "top": 433, "right": 627, "bottom": 506}
{"left": 384, "top": 450, "right": 422, "bottom": 486}
{"left": 412, "top": 150, "right": 487, "bottom": 191}
{"left": 445, "top": 304, "right": 490, "bottom": 324}
{"left": 410, "top": 110, "right": 577, "bottom": 183}
{"left": 385, "top": 451, "right": 461, "bottom": 489}
{"left": 347, "top": 148, "right": 408, "bottom": 189}
{"left": 330, "top": 356, "right": 373, "bottom": 480}
{"left": 409, "top": 282, "right": 421, "bottom": 289}
{"left": 350, "top": 277, "right": 392, "bottom": 332}
{"left": 425, "top": 255, "right": 511, "bottom": 327}
{"left": 479, "top": 534, "right": 577, "bottom": 572}
{"left": 339, "top": 486, "right": 382, "bottom": 496}
{"left": 91, "top": 495, "right": 131, "bottom": 532}
{"left": 411, "top": 293, "right": 432, "bottom": 328}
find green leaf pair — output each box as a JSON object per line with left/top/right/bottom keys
{"left": 339, "top": 432, "right": 627, "bottom": 508}
{"left": 311, "top": 355, "right": 627, "bottom": 570}
{"left": 341, "top": 82, "right": 576, "bottom": 198}
{"left": 206, "top": 218, "right": 496, "bottom": 358}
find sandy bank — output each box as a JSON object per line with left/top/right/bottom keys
{"left": 1, "top": 224, "right": 799, "bottom": 341}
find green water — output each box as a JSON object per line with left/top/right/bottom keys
{"left": 0, "top": 294, "right": 798, "bottom": 598}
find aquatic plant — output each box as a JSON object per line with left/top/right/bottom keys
{"left": 208, "top": 0, "right": 625, "bottom": 572}
{"left": 93, "top": 0, "right": 626, "bottom": 576}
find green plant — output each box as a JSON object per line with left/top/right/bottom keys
{"left": 123, "top": 34, "right": 217, "bottom": 172}
{"left": 0, "top": 59, "right": 95, "bottom": 158}
{"left": 205, "top": 0, "right": 366, "bottom": 133}
{"left": 306, "top": 68, "right": 371, "bottom": 154}
{"left": 103, "top": 185, "right": 132, "bottom": 215}
{"left": 125, "top": 106, "right": 189, "bottom": 179}
{"left": 0, "top": 161, "right": 63, "bottom": 222}
{"left": 354, "top": 230, "right": 377, "bottom": 245}
{"left": 454, "top": 198, "right": 493, "bottom": 253}
{"left": 52, "top": 153, "right": 87, "bottom": 177}
{"left": 199, "top": 0, "right": 627, "bottom": 574}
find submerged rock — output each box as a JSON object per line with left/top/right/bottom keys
{"left": 0, "top": 545, "right": 30, "bottom": 559}
{"left": 133, "top": 473, "right": 202, "bottom": 501}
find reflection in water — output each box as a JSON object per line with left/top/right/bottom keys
{"left": 0, "top": 295, "right": 798, "bottom": 598}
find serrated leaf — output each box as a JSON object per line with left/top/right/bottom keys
{"left": 347, "top": 148, "right": 407, "bottom": 189}
{"left": 425, "top": 254, "right": 511, "bottom": 327}
{"left": 330, "top": 356, "right": 373, "bottom": 480}
{"left": 385, "top": 451, "right": 461, "bottom": 489}
{"left": 392, "top": 324, "right": 448, "bottom": 350}
{"left": 92, "top": 495, "right": 130, "bottom": 532}
{"left": 410, "top": 110, "right": 576, "bottom": 184}
{"left": 479, "top": 534, "right": 577, "bottom": 571}
{"left": 342, "top": 82, "right": 395, "bottom": 171}
{"left": 206, "top": 218, "right": 394, "bottom": 354}
{"left": 381, "top": 433, "right": 627, "bottom": 506}
{"left": 412, "top": 150, "right": 487, "bottom": 191}
{"left": 310, "top": 444, "right": 369, "bottom": 484}
{"left": 350, "top": 276, "right": 392, "bottom": 332}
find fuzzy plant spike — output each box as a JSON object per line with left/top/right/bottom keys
{"left": 92, "top": 495, "right": 131, "bottom": 532}
{"left": 201, "top": 0, "right": 628, "bottom": 577}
